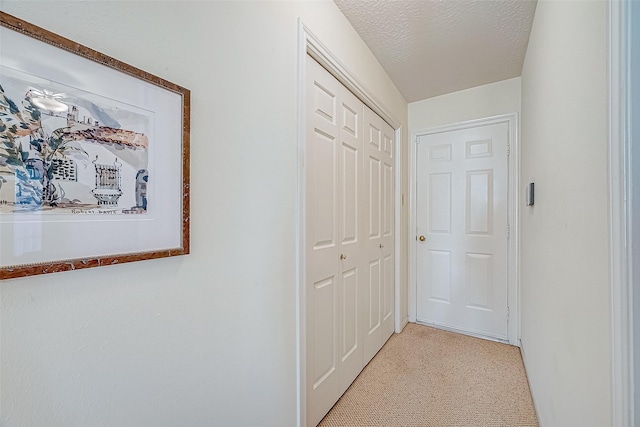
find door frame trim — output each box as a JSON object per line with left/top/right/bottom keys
{"left": 296, "top": 20, "right": 403, "bottom": 427}
{"left": 609, "top": 1, "right": 633, "bottom": 425}
{"left": 408, "top": 113, "right": 520, "bottom": 345}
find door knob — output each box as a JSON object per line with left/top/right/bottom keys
{"left": 419, "top": 235, "right": 426, "bottom": 242}
{"left": 340, "top": 254, "right": 347, "bottom": 260}
{"left": 379, "top": 243, "right": 384, "bottom": 249}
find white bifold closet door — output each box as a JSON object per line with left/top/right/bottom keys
{"left": 305, "top": 55, "right": 395, "bottom": 427}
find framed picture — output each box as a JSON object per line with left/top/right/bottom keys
{"left": 0, "top": 12, "right": 190, "bottom": 279}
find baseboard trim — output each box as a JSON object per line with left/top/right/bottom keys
{"left": 519, "top": 339, "right": 542, "bottom": 426}
{"left": 399, "top": 316, "right": 409, "bottom": 332}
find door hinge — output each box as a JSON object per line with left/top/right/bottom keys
{"left": 507, "top": 143, "right": 511, "bottom": 156}
{"left": 507, "top": 225, "right": 510, "bottom": 238}
{"left": 507, "top": 307, "right": 510, "bottom": 321}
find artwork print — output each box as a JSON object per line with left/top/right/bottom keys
{"left": 0, "top": 11, "right": 189, "bottom": 279}
{"left": 0, "top": 66, "right": 151, "bottom": 216}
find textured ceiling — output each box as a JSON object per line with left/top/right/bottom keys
{"left": 334, "top": 0, "right": 537, "bottom": 102}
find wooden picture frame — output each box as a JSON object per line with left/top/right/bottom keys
{"left": 0, "top": 12, "right": 190, "bottom": 279}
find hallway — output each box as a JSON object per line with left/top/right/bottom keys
{"left": 0, "top": 2, "right": 622, "bottom": 426}
{"left": 319, "top": 324, "right": 538, "bottom": 427}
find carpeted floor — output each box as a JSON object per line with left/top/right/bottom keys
{"left": 318, "top": 323, "right": 539, "bottom": 427}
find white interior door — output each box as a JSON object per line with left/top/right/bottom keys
{"left": 363, "top": 106, "right": 395, "bottom": 364}
{"left": 305, "top": 55, "right": 359, "bottom": 426}
{"left": 305, "top": 55, "right": 394, "bottom": 427}
{"left": 335, "top": 83, "right": 365, "bottom": 395}
{"left": 415, "top": 123, "right": 509, "bottom": 340}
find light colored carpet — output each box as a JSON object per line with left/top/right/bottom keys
{"left": 318, "top": 323, "right": 539, "bottom": 427}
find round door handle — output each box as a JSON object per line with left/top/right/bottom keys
{"left": 419, "top": 235, "right": 426, "bottom": 242}
{"left": 340, "top": 254, "right": 347, "bottom": 260}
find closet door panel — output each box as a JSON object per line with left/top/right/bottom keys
{"left": 306, "top": 55, "right": 394, "bottom": 426}
{"left": 363, "top": 106, "right": 395, "bottom": 364}
{"left": 305, "top": 56, "right": 340, "bottom": 427}
{"left": 336, "top": 85, "right": 364, "bottom": 395}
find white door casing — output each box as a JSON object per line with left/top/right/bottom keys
{"left": 409, "top": 115, "right": 519, "bottom": 345}
{"left": 609, "top": 1, "right": 633, "bottom": 425}
{"left": 304, "top": 55, "right": 395, "bottom": 427}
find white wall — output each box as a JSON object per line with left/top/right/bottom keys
{"left": 0, "top": 2, "right": 407, "bottom": 426}
{"left": 409, "top": 77, "right": 521, "bottom": 131}
{"left": 520, "top": 1, "right": 611, "bottom": 426}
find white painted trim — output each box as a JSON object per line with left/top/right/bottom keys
{"left": 394, "top": 125, "right": 404, "bottom": 333}
{"left": 408, "top": 113, "right": 520, "bottom": 346}
{"left": 506, "top": 114, "right": 520, "bottom": 346}
{"left": 295, "top": 18, "right": 308, "bottom": 427}
{"left": 408, "top": 132, "right": 417, "bottom": 323}
{"left": 296, "top": 20, "right": 404, "bottom": 427}
{"left": 609, "top": 1, "right": 633, "bottom": 426}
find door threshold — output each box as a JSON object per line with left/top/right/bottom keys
{"left": 414, "top": 320, "right": 512, "bottom": 346}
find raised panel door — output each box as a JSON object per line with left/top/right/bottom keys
{"left": 416, "top": 123, "right": 508, "bottom": 340}
{"left": 305, "top": 56, "right": 340, "bottom": 427}
{"left": 363, "top": 106, "right": 394, "bottom": 364}
{"left": 306, "top": 55, "right": 395, "bottom": 427}
{"left": 336, "top": 84, "right": 364, "bottom": 395}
